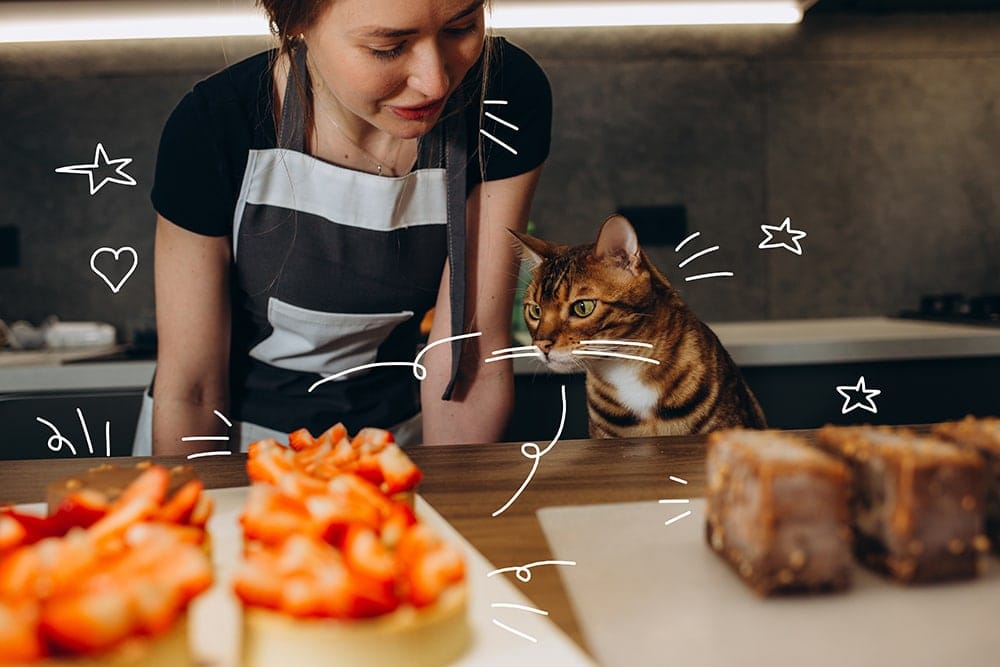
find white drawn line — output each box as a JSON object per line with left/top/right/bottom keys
{"left": 493, "top": 384, "right": 567, "bottom": 517}
{"left": 213, "top": 410, "right": 233, "bottom": 427}
{"left": 491, "top": 603, "right": 549, "bottom": 616}
{"left": 105, "top": 420, "right": 111, "bottom": 457}
{"left": 492, "top": 619, "right": 537, "bottom": 643}
{"left": 658, "top": 499, "right": 690, "bottom": 504}
{"left": 487, "top": 560, "right": 578, "bottom": 582}
{"left": 181, "top": 436, "right": 231, "bottom": 442}
{"left": 678, "top": 245, "right": 720, "bottom": 269}
{"left": 580, "top": 339, "right": 654, "bottom": 349}
{"left": 485, "top": 352, "right": 543, "bottom": 363}
{"left": 674, "top": 231, "right": 701, "bottom": 253}
{"left": 492, "top": 345, "right": 540, "bottom": 355}
{"left": 484, "top": 99, "right": 509, "bottom": 105}
{"left": 485, "top": 111, "right": 520, "bottom": 131}
{"left": 685, "top": 272, "right": 734, "bottom": 282}
{"left": 664, "top": 510, "right": 693, "bottom": 526}
{"left": 37, "top": 417, "right": 76, "bottom": 456}
{"left": 76, "top": 407, "right": 94, "bottom": 455}
{"left": 669, "top": 476, "right": 688, "bottom": 484}
{"left": 572, "top": 350, "right": 660, "bottom": 365}
{"left": 186, "top": 451, "right": 234, "bottom": 460}
{"left": 480, "top": 129, "right": 518, "bottom": 155}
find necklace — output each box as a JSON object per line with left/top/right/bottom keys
{"left": 317, "top": 105, "right": 391, "bottom": 176}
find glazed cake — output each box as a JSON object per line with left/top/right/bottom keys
{"left": 932, "top": 416, "right": 1000, "bottom": 553}
{"left": 705, "top": 429, "right": 853, "bottom": 595}
{"left": 815, "top": 425, "right": 989, "bottom": 583}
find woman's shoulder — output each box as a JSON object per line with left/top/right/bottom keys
{"left": 486, "top": 37, "right": 550, "bottom": 95}
{"left": 183, "top": 49, "right": 275, "bottom": 117}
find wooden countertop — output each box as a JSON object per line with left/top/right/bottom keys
{"left": 0, "top": 433, "right": 718, "bottom": 655}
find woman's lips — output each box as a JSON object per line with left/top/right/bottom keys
{"left": 390, "top": 100, "right": 444, "bottom": 121}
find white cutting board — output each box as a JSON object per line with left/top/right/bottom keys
{"left": 538, "top": 499, "right": 1000, "bottom": 667}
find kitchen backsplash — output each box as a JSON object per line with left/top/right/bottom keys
{"left": 0, "top": 11, "right": 997, "bottom": 337}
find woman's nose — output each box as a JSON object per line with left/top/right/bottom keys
{"left": 408, "top": 43, "right": 450, "bottom": 99}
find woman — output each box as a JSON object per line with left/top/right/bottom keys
{"left": 134, "top": 0, "right": 551, "bottom": 455}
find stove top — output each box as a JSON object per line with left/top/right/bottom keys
{"left": 898, "top": 293, "right": 1000, "bottom": 327}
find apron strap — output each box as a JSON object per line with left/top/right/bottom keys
{"left": 441, "top": 92, "right": 468, "bottom": 401}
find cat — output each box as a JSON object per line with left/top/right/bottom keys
{"left": 512, "top": 214, "right": 766, "bottom": 438}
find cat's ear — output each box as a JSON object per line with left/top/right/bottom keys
{"left": 595, "top": 215, "right": 642, "bottom": 275}
{"left": 509, "top": 229, "right": 557, "bottom": 269}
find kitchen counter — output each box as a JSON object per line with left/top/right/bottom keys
{"left": 1, "top": 317, "right": 998, "bottom": 394}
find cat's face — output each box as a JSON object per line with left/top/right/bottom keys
{"left": 513, "top": 215, "right": 659, "bottom": 373}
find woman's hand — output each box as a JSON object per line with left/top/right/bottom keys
{"left": 421, "top": 165, "right": 544, "bottom": 445}
{"left": 151, "top": 216, "right": 232, "bottom": 456}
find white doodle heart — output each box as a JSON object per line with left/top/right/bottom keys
{"left": 90, "top": 246, "right": 138, "bottom": 294}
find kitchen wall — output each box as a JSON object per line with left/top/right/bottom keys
{"left": 0, "top": 10, "right": 997, "bottom": 338}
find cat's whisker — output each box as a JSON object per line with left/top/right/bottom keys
{"left": 677, "top": 245, "right": 720, "bottom": 269}
{"left": 685, "top": 271, "right": 735, "bottom": 282}
{"left": 580, "top": 339, "right": 654, "bottom": 349}
{"left": 571, "top": 350, "right": 661, "bottom": 365}
{"left": 674, "top": 232, "right": 701, "bottom": 253}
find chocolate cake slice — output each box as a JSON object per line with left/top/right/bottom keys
{"left": 705, "top": 429, "right": 853, "bottom": 596}
{"left": 815, "top": 425, "right": 988, "bottom": 583}
{"left": 932, "top": 416, "right": 1000, "bottom": 553}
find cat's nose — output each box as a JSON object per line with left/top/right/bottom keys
{"left": 535, "top": 340, "right": 553, "bottom": 355}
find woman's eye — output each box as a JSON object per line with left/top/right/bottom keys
{"left": 572, "top": 300, "right": 596, "bottom": 317}
{"left": 445, "top": 22, "right": 478, "bottom": 36}
{"left": 525, "top": 303, "right": 541, "bottom": 320}
{"left": 369, "top": 44, "right": 404, "bottom": 60}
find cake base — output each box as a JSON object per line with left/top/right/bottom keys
{"left": 36, "top": 615, "right": 192, "bottom": 667}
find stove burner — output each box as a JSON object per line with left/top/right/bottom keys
{"left": 899, "top": 293, "right": 1000, "bottom": 326}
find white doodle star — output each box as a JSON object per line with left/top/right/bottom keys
{"left": 55, "top": 143, "right": 137, "bottom": 195}
{"left": 759, "top": 217, "right": 807, "bottom": 256}
{"left": 836, "top": 376, "right": 882, "bottom": 415}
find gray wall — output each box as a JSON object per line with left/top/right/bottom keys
{"left": 0, "top": 12, "right": 997, "bottom": 338}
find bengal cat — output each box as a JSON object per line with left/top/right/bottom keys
{"left": 512, "top": 214, "right": 766, "bottom": 438}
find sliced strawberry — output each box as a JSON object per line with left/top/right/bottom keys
{"left": 246, "top": 439, "right": 294, "bottom": 483}
{"left": 305, "top": 495, "right": 380, "bottom": 546}
{"left": 287, "top": 428, "right": 316, "bottom": 452}
{"left": 188, "top": 493, "right": 214, "bottom": 529}
{"left": 344, "top": 571, "right": 400, "bottom": 618}
{"left": 380, "top": 503, "right": 418, "bottom": 549}
{"left": 233, "top": 555, "right": 284, "bottom": 609}
{"left": 50, "top": 489, "right": 109, "bottom": 533}
{"left": 0, "top": 599, "right": 44, "bottom": 663}
{"left": 0, "top": 514, "right": 27, "bottom": 552}
{"left": 377, "top": 445, "right": 423, "bottom": 495}
{"left": 128, "top": 579, "right": 184, "bottom": 636}
{"left": 343, "top": 526, "right": 396, "bottom": 584}
{"left": 241, "top": 486, "right": 314, "bottom": 545}
{"left": 353, "top": 455, "right": 385, "bottom": 487}
{"left": 351, "top": 427, "right": 394, "bottom": 456}
{"left": 404, "top": 543, "right": 465, "bottom": 608}
{"left": 116, "top": 466, "right": 170, "bottom": 509}
{"left": 41, "top": 589, "right": 137, "bottom": 654}
{"left": 395, "top": 523, "right": 440, "bottom": 569}
{"left": 1, "top": 509, "right": 63, "bottom": 545}
{"left": 0, "top": 544, "right": 42, "bottom": 599}
{"left": 315, "top": 423, "right": 348, "bottom": 449}
{"left": 156, "top": 480, "right": 203, "bottom": 524}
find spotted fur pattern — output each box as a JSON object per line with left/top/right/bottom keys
{"left": 513, "top": 215, "right": 766, "bottom": 438}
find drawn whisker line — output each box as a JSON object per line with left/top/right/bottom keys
{"left": 492, "top": 619, "right": 538, "bottom": 643}
{"left": 484, "top": 99, "right": 509, "bottom": 105}
{"left": 571, "top": 350, "right": 660, "bottom": 365}
{"left": 674, "top": 231, "right": 701, "bottom": 253}
{"left": 186, "top": 451, "right": 234, "bottom": 460}
{"left": 490, "top": 603, "right": 549, "bottom": 616}
{"left": 658, "top": 499, "right": 690, "bottom": 504}
{"left": 486, "top": 560, "right": 577, "bottom": 582}
{"left": 484, "top": 112, "right": 519, "bottom": 131}
{"left": 480, "top": 129, "right": 518, "bottom": 156}
{"left": 213, "top": 410, "right": 233, "bottom": 427}
{"left": 685, "top": 271, "right": 734, "bottom": 282}
{"left": 677, "top": 245, "right": 720, "bottom": 269}
{"left": 491, "top": 345, "right": 541, "bottom": 355}
{"left": 669, "top": 475, "right": 688, "bottom": 484}
{"left": 580, "top": 339, "right": 653, "bottom": 349}
{"left": 181, "top": 436, "right": 232, "bottom": 442}
{"left": 77, "top": 407, "right": 94, "bottom": 456}
{"left": 664, "top": 510, "right": 693, "bottom": 526}
{"left": 485, "top": 353, "right": 543, "bottom": 364}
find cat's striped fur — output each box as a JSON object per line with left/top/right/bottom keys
{"left": 514, "top": 215, "right": 766, "bottom": 438}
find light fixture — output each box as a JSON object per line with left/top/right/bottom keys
{"left": 0, "top": 1, "right": 815, "bottom": 44}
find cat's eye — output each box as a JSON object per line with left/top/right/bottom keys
{"left": 571, "top": 300, "right": 597, "bottom": 317}
{"left": 525, "top": 303, "right": 542, "bottom": 321}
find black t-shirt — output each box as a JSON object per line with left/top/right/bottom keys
{"left": 152, "top": 37, "right": 552, "bottom": 236}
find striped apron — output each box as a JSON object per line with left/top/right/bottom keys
{"left": 133, "top": 45, "right": 468, "bottom": 453}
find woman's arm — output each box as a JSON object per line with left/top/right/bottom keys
{"left": 420, "top": 165, "right": 544, "bottom": 445}
{"left": 151, "top": 215, "right": 232, "bottom": 456}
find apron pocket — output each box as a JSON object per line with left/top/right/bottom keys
{"left": 249, "top": 297, "right": 414, "bottom": 376}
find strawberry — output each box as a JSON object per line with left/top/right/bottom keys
{"left": 188, "top": 493, "right": 214, "bottom": 529}
{"left": 404, "top": 543, "right": 465, "bottom": 608}
{"left": 41, "top": 589, "right": 137, "bottom": 654}
{"left": 315, "top": 423, "right": 349, "bottom": 449}
{"left": 128, "top": 579, "right": 184, "bottom": 636}
{"left": 0, "top": 599, "right": 44, "bottom": 663}
{"left": 351, "top": 427, "right": 394, "bottom": 456}
{"left": 155, "top": 480, "right": 203, "bottom": 524}
{"left": 376, "top": 445, "right": 422, "bottom": 495}
{"left": 0, "top": 514, "right": 27, "bottom": 552}
{"left": 116, "top": 465, "right": 170, "bottom": 508}
{"left": 50, "top": 489, "right": 109, "bottom": 533}
{"left": 287, "top": 428, "right": 316, "bottom": 451}
{"left": 233, "top": 555, "right": 284, "bottom": 609}
{"left": 343, "top": 525, "right": 396, "bottom": 584}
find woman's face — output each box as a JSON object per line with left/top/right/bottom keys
{"left": 304, "top": 0, "right": 486, "bottom": 139}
